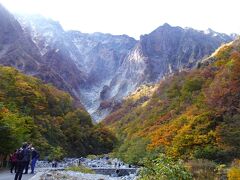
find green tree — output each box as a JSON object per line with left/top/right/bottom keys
{"left": 48, "top": 146, "right": 65, "bottom": 161}
{"left": 140, "top": 154, "right": 192, "bottom": 180}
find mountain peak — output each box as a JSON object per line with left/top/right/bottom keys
{"left": 204, "top": 28, "right": 215, "bottom": 35}
{"left": 0, "top": 3, "right": 7, "bottom": 11}
{"left": 16, "top": 14, "right": 64, "bottom": 32}
{"left": 162, "top": 23, "right": 171, "bottom": 27}
{"left": 156, "top": 23, "right": 174, "bottom": 30}
{"left": 149, "top": 23, "right": 183, "bottom": 36}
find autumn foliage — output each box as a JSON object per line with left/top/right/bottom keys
{"left": 0, "top": 66, "right": 116, "bottom": 160}
{"left": 104, "top": 38, "right": 240, "bottom": 164}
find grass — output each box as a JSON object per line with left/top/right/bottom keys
{"left": 66, "top": 165, "right": 95, "bottom": 174}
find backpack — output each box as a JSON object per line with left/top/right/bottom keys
{"left": 16, "top": 148, "right": 30, "bottom": 162}
{"left": 10, "top": 153, "right": 17, "bottom": 162}
{"left": 16, "top": 149, "right": 24, "bottom": 161}
{"left": 22, "top": 148, "right": 30, "bottom": 162}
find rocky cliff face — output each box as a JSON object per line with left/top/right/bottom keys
{"left": 0, "top": 5, "right": 42, "bottom": 74}
{"left": 17, "top": 15, "right": 87, "bottom": 100}
{"left": 0, "top": 6, "right": 235, "bottom": 121}
{"left": 17, "top": 14, "right": 137, "bottom": 120}
{"left": 0, "top": 5, "right": 85, "bottom": 104}
{"left": 95, "top": 24, "right": 234, "bottom": 119}
{"left": 66, "top": 31, "right": 137, "bottom": 117}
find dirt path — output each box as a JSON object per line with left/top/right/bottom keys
{"left": 0, "top": 170, "right": 34, "bottom": 180}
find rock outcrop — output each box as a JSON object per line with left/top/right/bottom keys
{"left": 95, "top": 24, "right": 234, "bottom": 119}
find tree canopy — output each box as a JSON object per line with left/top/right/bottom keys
{"left": 0, "top": 66, "right": 116, "bottom": 158}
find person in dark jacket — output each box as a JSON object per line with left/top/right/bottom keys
{"left": 23, "top": 144, "right": 31, "bottom": 174}
{"left": 14, "top": 143, "right": 31, "bottom": 180}
{"left": 9, "top": 150, "right": 17, "bottom": 173}
{"left": 30, "top": 147, "right": 39, "bottom": 174}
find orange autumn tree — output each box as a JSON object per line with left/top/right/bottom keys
{"left": 104, "top": 37, "right": 240, "bottom": 164}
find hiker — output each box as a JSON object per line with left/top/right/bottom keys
{"left": 30, "top": 147, "right": 40, "bottom": 174}
{"left": 78, "top": 158, "right": 81, "bottom": 166}
{"left": 9, "top": 150, "right": 17, "bottom": 173}
{"left": 52, "top": 160, "right": 57, "bottom": 168}
{"left": 115, "top": 169, "right": 120, "bottom": 177}
{"left": 23, "top": 144, "right": 31, "bottom": 174}
{"left": 14, "top": 143, "right": 31, "bottom": 180}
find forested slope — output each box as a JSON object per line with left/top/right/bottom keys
{"left": 104, "top": 38, "right": 240, "bottom": 164}
{"left": 0, "top": 66, "right": 116, "bottom": 160}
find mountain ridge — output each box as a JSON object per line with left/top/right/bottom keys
{"left": 0, "top": 4, "right": 85, "bottom": 107}
{"left": 96, "top": 23, "right": 234, "bottom": 120}
{"left": 0, "top": 5, "right": 236, "bottom": 121}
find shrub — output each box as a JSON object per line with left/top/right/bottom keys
{"left": 185, "top": 159, "right": 218, "bottom": 179}
{"left": 228, "top": 159, "right": 240, "bottom": 180}
{"left": 48, "top": 146, "right": 65, "bottom": 161}
{"left": 228, "top": 167, "right": 240, "bottom": 180}
{"left": 117, "top": 137, "right": 149, "bottom": 165}
{"left": 139, "top": 154, "right": 192, "bottom": 180}
{"left": 86, "top": 154, "right": 98, "bottom": 160}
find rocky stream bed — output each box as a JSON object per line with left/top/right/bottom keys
{"left": 30, "top": 157, "right": 138, "bottom": 180}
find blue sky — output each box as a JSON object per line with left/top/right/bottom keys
{"left": 0, "top": 0, "right": 239, "bottom": 39}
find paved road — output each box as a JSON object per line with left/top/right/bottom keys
{"left": 0, "top": 170, "right": 34, "bottom": 180}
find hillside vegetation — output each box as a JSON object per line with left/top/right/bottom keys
{"left": 0, "top": 66, "right": 116, "bottom": 161}
{"left": 104, "top": 38, "right": 240, "bottom": 165}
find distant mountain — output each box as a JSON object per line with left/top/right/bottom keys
{"left": 94, "top": 24, "right": 234, "bottom": 119}
{"left": 17, "top": 14, "right": 137, "bottom": 120}
{"left": 0, "top": 4, "right": 43, "bottom": 74}
{"left": 16, "top": 15, "right": 87, "bottom": 100}
{"left": 0, "top": 4, "right": 235, "bottom": 121}
{"left": 104, "top": 37, "right": 240, "bottom": 164}
{"left": 66, "top": 30, "right": 137, "bottom": 117}
{"left": 0, "top": 4, "right": 85, "bottom": 104}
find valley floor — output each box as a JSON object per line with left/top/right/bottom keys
{"left": 0, "top": 157, "right": 138, "bottom": 180}
{"left": 37, "top": 170, "right": 137, "bottom": 180}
